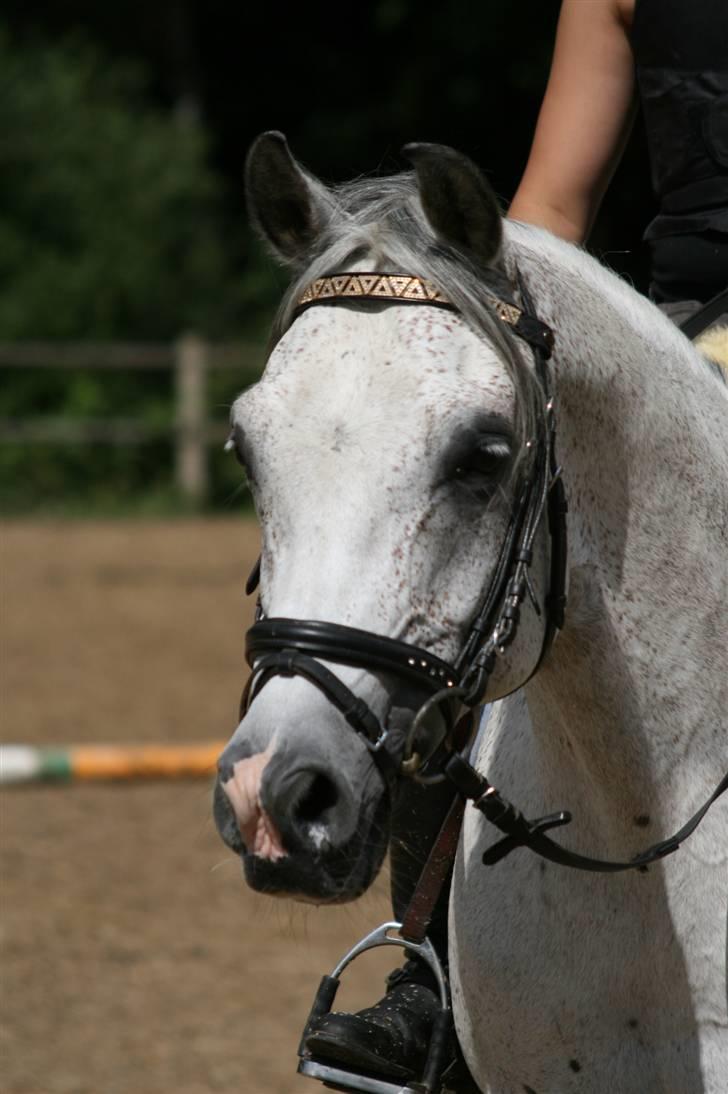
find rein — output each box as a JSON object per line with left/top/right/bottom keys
{"left": 241, "top": 268, "right": 727, "bottom": 889}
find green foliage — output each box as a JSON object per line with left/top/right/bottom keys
{"left": 0, "top": 26, "right": 265, "bottom": 513}
{"left": 0, "top": 27, "right": 236, "bottom": 340}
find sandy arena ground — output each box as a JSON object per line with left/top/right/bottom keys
{"left": 1, "top": 519, "right": 394, "bottom": 1094}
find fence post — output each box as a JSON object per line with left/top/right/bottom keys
{"left": 175, "top": 333, "right": 208, "bottom": 505}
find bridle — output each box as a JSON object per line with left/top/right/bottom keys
{"left": 240, "top": 267, "right": 727, "bottom": 879}
{"left": 242, "top": 269, "right": 567, "bottom": 791}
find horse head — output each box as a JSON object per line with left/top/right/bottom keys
{"left": 213, "top": 133, "right": 553, "bottom": 903}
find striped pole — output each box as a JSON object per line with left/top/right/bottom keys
{"left": 0, "top": 743, "right": 225, "bottom": 785}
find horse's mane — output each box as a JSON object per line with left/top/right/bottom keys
{"left": 504, "top": 219, "right": 725, "bottom": 391}
{"left": 265, "top": 170, "right": 724, "bottom": 465}
{"left": 268, "top": 172, "right": 542, "bottom": 460}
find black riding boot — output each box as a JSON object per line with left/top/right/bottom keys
{"left": 304, "top": 777, "right": 477, "bottom": 1089}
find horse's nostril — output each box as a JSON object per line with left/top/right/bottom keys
{"left": 262, "top": 763, "right": 354, "bottom": 853}
{"left": 294, "top": 772, "right": 339, "bottom": 826}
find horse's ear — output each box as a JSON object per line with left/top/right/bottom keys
{"left": 245, "top": 131, "right": 335, "bottom": 266}
{"left": 402, "top": 142, "right": 502, "bottom": 266}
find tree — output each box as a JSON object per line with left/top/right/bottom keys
{"left": 0, "top": 26, "right": 235, "bottom": 340}
{"left": 0, "top": 27, "right": 254, "bottom": 512}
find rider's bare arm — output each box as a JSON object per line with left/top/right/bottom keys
{"left": 508, "top": 0, "right": 637, "bottom": 243}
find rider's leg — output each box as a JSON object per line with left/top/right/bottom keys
{"left": 304, "top": 775, "right": 457, "bottom": 1080}
{"left": 389, "top": 772, "right": 458, "bottom": 947}
{"left": 305, "top": 707, "right": 494, "bottom": 1085}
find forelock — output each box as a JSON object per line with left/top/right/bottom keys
{"left": 266, "top": 171, "right": 542, "bottom": 462}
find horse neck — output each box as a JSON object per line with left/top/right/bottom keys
{"left": 507, "top": 227, "right": 728, "bottom": 836}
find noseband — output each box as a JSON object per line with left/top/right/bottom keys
{"left": 242, "top": 270, "right": 567, "bottom": 790}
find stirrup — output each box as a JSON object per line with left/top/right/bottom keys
{"left": 297, "top": 921, "right": 452, "bottom": 1094}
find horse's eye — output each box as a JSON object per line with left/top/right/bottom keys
{"left": 225, "top": 433, "right": 249, "bottom": 471}
{"left": 443, "top": 435, "right": 511, "bottom": 504}
{"left": 450, "top": 439, "right": 511, "bottom": 481}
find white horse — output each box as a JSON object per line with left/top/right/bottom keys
{"left": 214, "top": 134, "right": 728, "bottom": 1093}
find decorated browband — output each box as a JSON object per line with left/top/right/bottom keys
{"left": 293, "top": 272, "right": 553, "bottom": 357}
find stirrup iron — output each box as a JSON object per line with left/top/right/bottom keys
{"left": 297, "top": 921, "right": 452, "bottom": 1094}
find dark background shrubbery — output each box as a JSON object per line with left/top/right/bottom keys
{"left": 0, "top": 2, "right": 655, "bottom": 514}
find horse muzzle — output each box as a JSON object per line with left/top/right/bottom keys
{"left": 214, "top": 732, "right": 390, "bottom": 903}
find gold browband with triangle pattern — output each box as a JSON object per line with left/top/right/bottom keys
{"left": 294, "top": 272, "right": 524, "bottom": 331}
{"left": 297, "top": 272, "right": 452, "bottom": 309}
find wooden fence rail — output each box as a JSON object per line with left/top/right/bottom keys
{"left": 0, "top": 336, "right": 262, "bottom": 503}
